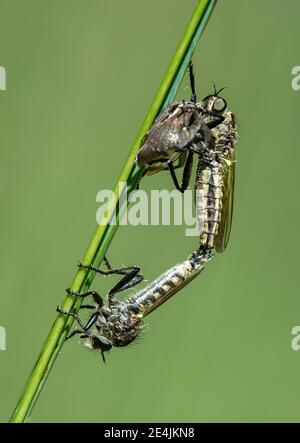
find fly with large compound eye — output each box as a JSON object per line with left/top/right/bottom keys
{"left": 57, "top": 257, "right": 145, "bottom": 362}
{"left": 136, "top": 61, "right": 238, "bottom": 254}
{"left": 57, "top": 248, "right": 212, "bottom": 363}
{"left": 136, "top": 62, "right": 234, "bottom": 194}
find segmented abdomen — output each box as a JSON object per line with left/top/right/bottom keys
{"left": 131, "top": 254, "right": 207, "bottom": 317}
{"left": 195, "top": 161, "right": 224, "bottom": 249}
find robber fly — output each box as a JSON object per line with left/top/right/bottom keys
{"left": 57, "top": 249, "right": 211, "bottom": 362}
{"left": 136, "top": 62, "right": 238, "bottom": 252}
{"left": 136, "top": 62, "right": 222, "bottom": 191}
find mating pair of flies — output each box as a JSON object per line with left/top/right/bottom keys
{"left": 57, "top": 62, "right": 238, "bottom": 362}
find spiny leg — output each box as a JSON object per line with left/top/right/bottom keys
{"left": 108, "top": 268, "right": 144, "bottom": 306}
{"left": 66, "top": 288, "right": 103, "bottom": 306}
{"left": 57, "top": 306, "right": 99, "bottom": 339}
{"left": 103, "top": 256, "right": 142, "bottom": 280}
{"left": 78, "top": 257, "right": 144, "bottom": 304}
{"left": 78, "top": 259, "right": 142, "bottom": 279}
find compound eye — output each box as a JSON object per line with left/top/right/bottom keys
{"left": 92, "top": 336, "right": 112, "bottom": 351}
{"left": 213, "top": 97, "right": 227, "bottom": 112}
{"left": 98, "top": 336, "right": 112, "bottom": 351}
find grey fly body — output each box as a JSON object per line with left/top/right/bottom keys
{"left": 58, "top": 250, "right": 211, "bottom": 362}
{"left": 136, "top": 61, "right": 238, "bottom": 253}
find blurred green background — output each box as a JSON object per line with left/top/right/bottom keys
{"left": 0, "top": 0, "right": 299, "bottom": 423}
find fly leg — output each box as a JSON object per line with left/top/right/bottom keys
{"left": 198, "top": 121, "right": 215, "bottom": 150}
{"left": 167, "top": 149, "right": 194, "bottom": 193}
{"left": 78, "top": 256, "right": 143, "bottom": 280}
{"left": 107, "top": 267, "right": 144, "bottom": 307}
{"left": 56, "top": 306, "right": 100, "bottom": 340}
{"left": 167, "top": 117, "right": 215, "bottom": 192}
{"left": 206, "top": 113, "right": 225, "bottom": 129}
{"left": 65, "top": 288, "right": 104, "bottom": 307}
{"left": 189, "top": 61, "right": 197, "bottom": 103}
{"left": 104, "top": 257, "right": 145, "bottom": 296}
{"left": 78, "top": 257, "right": 144, "bottom": 306}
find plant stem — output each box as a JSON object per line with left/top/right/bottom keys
{"left": 9, "top": 0, "right": 217, "bottom": 423}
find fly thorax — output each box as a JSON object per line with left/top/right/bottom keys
{"left": 104, "top": 302, "right": 143, "bottom": 348}
{"left": 212, "top": 112, "right": 237, "bottom": 149}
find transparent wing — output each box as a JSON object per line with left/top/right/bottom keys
{"left": 137, "top": 103, "right": 201, "bottom": 174}
{"left": 215, "top": 147, "right": 235, "bottom": 253}
{"left": 142, "top": 151, "right": 187, "bottom": 176}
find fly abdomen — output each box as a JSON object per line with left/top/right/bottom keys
{"left": 130, "top": 255, "right": 208, "bottom": 317}
{"left": 195, "top": 162, "right": 224, "bottom": 249}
